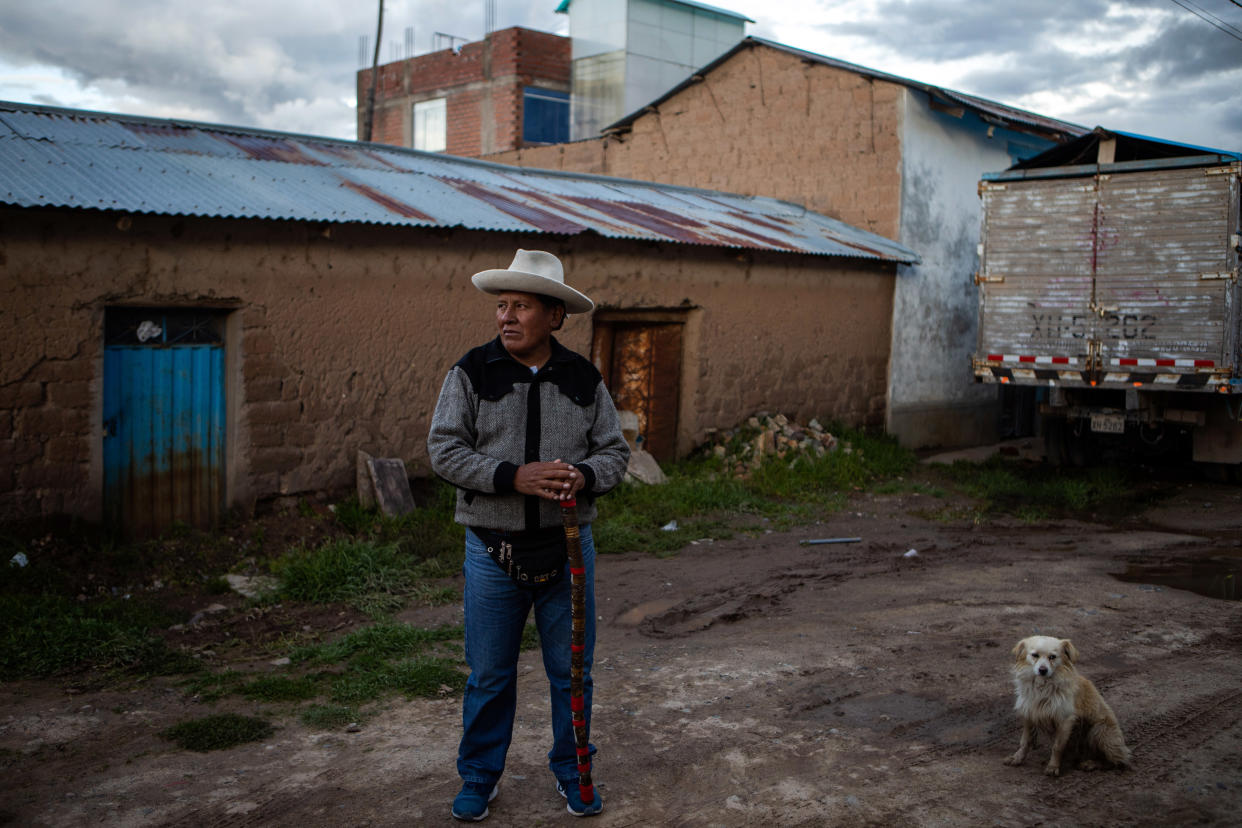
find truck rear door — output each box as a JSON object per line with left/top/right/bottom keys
{"left": 1093, "top": 165, "right": 1239, "bottom": 386}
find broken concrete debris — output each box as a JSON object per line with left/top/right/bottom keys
{"left": 702, "top": 413, "right": 840, "bottom": 478}
{"left": 619, "top": 412, "right": 840, "bottom": 485}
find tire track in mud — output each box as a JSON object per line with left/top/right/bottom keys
{"left": 635, "top": 548, "right": 924, "bottom": 639}
{"left": 846, "top": 665, "right": 1242, "bottom": 827}
{"left": 888, "top": 646, "right": 1241, "bottom": 767}
{"left": 775, "top": 636, "right": 1242, "bottom": 817}
{"left": 1057, "top": 685, "right": 1242, "bottom": 798}
{"left": 165, "top": 780, "right": 445, "bottom": 827}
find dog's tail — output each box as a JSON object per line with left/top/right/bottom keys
{"left": 1090, "top": 712, "right": 1132, "bottom": 768}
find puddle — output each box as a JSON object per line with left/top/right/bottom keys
{"left": 1112, "top": 555, "right": 1242, "bottom": 601}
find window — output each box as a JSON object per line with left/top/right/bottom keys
{"left": 522, "top": 87, "right": 569, "bottom": 145}
{"left": 413, "top": 98, "right": 447, "bottom": 152}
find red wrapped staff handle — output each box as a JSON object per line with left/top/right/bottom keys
{"left": 560, "top": 498, "right": 595, "bottom": 804}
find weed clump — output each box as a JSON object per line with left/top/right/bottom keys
{"left": 300, "top": 704, "right": 360, "bottom": 730}
{"left": 272, "top": 539, "right": 414, "bottom": 614}
{"left": 240, "top": 675, "right": 321, "bottom": 702}
{"left": 160, "top": 713, "right": 274, "bottom": 752}
{"left": 0, "top": 592, "right": 192, "bottom": 680}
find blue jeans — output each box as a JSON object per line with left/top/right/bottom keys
{"left": 457, "top": 525, "right": 597, "bottom": 785}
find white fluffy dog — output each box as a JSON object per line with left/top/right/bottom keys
{"left": 1004, "top": 635, "right": 1132, "bottom": 776}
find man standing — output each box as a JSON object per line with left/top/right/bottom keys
{"left": 428, "top": 249, "right": 630, "bottom": 821}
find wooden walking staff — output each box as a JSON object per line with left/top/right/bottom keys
{"left": 560, "top": 498, "right": 595, "bottom": 805}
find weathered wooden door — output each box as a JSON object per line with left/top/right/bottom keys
{"left": 103, "top": 309, "right": 226, "bottom": 536}
{"left": 592, "top": 320, "right": 682, "bottom": 461}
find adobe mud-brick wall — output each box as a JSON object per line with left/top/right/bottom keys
{"left": 485, "top": 43, "right": 904, "bottom": 240}
{"left": 358, "top": 27, "right": 570, "bottom": 156}
{"left": 1, "top": 207, "right": 893, "bottom": 524}
{"left": 0, "top": 295, "right": 97, "bottom": 518}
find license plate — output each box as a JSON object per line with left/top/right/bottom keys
{"left": 1090, "top": 414, "right": 1126, "bottom": 434}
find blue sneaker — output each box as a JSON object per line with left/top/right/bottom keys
{"left": 451, "top": 780, "right": 498, "bottom": 821}
{"left": 557, "top": 778, "right": 604, "bottom": 817}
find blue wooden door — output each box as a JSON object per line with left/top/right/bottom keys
{"left": 103, "top": 311, "right": 226, "bottom": 536}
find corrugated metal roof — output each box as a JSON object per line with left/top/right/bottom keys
{"left": 0, "top": 100, "right": 917, "bottom": 264}
{"left": 993, "top": 127, "right": 1241, "bottom": 178}
{"left": 603, "top": 37, "right": 1087, "bottom": 143}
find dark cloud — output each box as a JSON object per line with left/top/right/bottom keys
{"left": 829, "top": 0, "right": 1124, "bottom": 61}
{"left": 790, "top": 0, "right": 1239, "bottom": 149}
{"left": 1122, "top": 15, "right": 1242, "bottom": 82}
{"left": 0, "top": 0, "right": 564, "bottom": 136}
{"left": 0, "top": 0, "right": 1231, "bottom": 148}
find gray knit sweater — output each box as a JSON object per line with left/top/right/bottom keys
{"left": 427, "top": 336, "right": 630, "bottom": 531}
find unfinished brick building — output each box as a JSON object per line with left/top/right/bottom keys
{"left": 487, "top": 37, "right": 1085, "bottom": 450}
{"left": 357, "top": 26, "right": 571, "bottom": 156}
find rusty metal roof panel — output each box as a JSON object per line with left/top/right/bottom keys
{"left": 0, "top": 100, "right": 919, "bottom": 263}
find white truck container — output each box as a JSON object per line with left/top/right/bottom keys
{"left": 973, "top": 130, "right": 1241, "bottom": 471}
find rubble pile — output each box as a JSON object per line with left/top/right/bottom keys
{"left": 700, "top": 413, "right": 842, "bottom": 478}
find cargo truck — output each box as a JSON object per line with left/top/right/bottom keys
{"left": 973, "top": 129, "right": 1241, "bottom": 473}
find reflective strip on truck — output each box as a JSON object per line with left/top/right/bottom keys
{"left": 1111, "top": 358, "right": 1216, "bottom": 368}
{"left": 985, "top": 354, "right": 1078, "bottom": 365}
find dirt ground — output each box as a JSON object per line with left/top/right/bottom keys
{"left": 3, "top": 465, "right": 1242, "bottom": 827}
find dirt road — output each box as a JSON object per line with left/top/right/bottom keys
{"left": 3, "top": 478, "right": 1241, "bottom": 826}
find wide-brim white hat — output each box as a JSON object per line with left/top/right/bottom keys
{"left": 471, "top": 249, "right": 594, "bottom": 314}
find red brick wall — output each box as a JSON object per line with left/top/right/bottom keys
{"left": 357, "top": 27, "right": 570, "bottom": 156}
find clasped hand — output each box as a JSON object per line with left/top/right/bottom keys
{"left": 514, "top": 459, "right": 583, "bottom": 501}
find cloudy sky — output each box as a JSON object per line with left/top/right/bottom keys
{"left": 0, "top": 0, "right": 1239, "bottom": 150}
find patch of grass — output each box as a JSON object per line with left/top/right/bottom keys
{"left": 328, "top": 655, "right": 466, "bottom": 703}
{"left": 873, "top": 479, "right": 946, "bottom": 498}
{"left": 181, "top": 621, "right": 467, "bottom": 708}
{"left": 520, "top": 622, "right": 540, "bottom": 652}
{"left": 239, "top": 674, "right": 321, "bottom": 703}
{"left": 204, "top": 576, "right": 232, "bottom": 595}
{"left": 0, "top": 592, "right": 193, "bottom": 680}
{"left": 184, "top": 670, "right": 248, "bottom": 703}
{"left": 160, "top": 713, "right": 274, "bottom": 752}
{"left": 300, "top": 704, "right": 360, "bottom": 730}
{"left": 389, "top": 656, "right": 468, "bottom": 698}
{"left": 910, "top": 505, "right": 983, "bottom": 525}
{"left": 291, "top": 621, "right": 463, "bottom": 666}
{"left": 934, "top": 457, "right": 1137, "bottom": 517}
{"left": 595, "top": 424, "right": 916, "bottom": 556}
{"left": 273, "top": 482, "right": 465, "bottom": 613}
{"left": 411, "top": 583, "right": 458, "bottom": 606}
{"left": 299, "top": 622, "right": 466, "bottom": 704}
{"left": 273, "top": 538, "right": 410, "bottom": 604}
{"left": 333, "top": 483, "right": 462, "bottom": 562}
{"left": 332, "top": 497, "right": 376, "bottom": 536}
{"left": 272, "top": 539, "right": 425, "bottom": 617}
